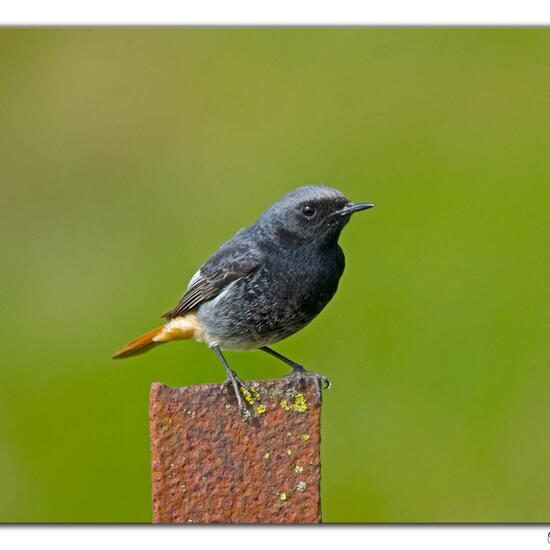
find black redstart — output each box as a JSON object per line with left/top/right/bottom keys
{"left": 114, "top": 186, "right": 374, "bottom": 416}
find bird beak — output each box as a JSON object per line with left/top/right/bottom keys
{"left": 334, "top": 202, "right": 375, "bottom": 217}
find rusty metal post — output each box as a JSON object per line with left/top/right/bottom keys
{"left": 149, "top": 377, "right": 322, "bottom": 523}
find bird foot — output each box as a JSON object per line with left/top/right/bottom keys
{"left": 220, "top": 378, "right": 256, "bottom": 421}
{"left": 285, "top": 367, "right": 331, "bottom": 397}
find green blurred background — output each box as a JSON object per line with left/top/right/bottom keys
{"left": 1, "top": 28, "right": 549, "bottom": 522}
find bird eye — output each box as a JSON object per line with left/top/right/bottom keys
{"left": 301, "top": 204, "right": 316, "bottom": 218}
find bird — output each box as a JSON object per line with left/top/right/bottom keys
{"left": 113, "top": 185, "right": 374, "bottom": 417}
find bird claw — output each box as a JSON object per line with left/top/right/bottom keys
{"left": 319, "top": 374, "right": 331, "bottom": 390}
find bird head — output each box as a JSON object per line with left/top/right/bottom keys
{"left": 257, "top": 185, "right": 374, "bottom": 247}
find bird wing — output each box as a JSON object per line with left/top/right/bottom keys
{"left": 161, "top": 230, "right": 263, "bottom": 320}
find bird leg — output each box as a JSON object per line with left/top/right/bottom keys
{"left": 213, "top": 345, "right": 253, "bottom": 419}
{"left": 260, "top": 346, "right": 331, "bottom": 391}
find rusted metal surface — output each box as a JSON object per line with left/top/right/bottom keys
{"left": 150, "top": 376, "right": 322, "bottom": 524}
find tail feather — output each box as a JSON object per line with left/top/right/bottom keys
{"left": 113, "top": 326, "right": 166, "bottom": 359}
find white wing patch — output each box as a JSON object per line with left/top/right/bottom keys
{"left": 187, "top": 269, "right": 202, "bottom": 289}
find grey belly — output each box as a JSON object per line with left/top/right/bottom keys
{"left": 196, "top": 270, "right": 336, "bottom": 350}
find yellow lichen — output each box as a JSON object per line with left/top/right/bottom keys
{"left": 251, "top": 387, "right": 261, "bottom": 400}
{"left": 255, "top": 404, "right": 266, "bottom": 414}
{"left": 294, "top": 465, "right": 304, "bottom": 473}
{"left": 279, "top": 492, "right": 287, "bottom": 501}
{"left": 300, "top": 434, "right": 311, "bottom": 441}
{"left": 281, "top": 393, "right": 308, "bottom": 413}
{"left": 292, "top": 393, "right": 308, "bottom": 413}
{"left": 287, "top": 449, "right": 292, "bottom": 455}
{"left": 240, "top": 386, "right": 256, "bottom": 405}
{"left": 263, "top": 452, "right": 270, "bottom": 460}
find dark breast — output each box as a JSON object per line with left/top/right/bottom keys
{"left": 198, "top": 245, "right": 345, "bottom": 348}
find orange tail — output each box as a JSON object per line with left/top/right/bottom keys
{"left": 113, "top": 326, "right": 165, "bottom": 359}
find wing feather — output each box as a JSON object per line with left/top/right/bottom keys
{"left": 162, "top": 230, "right": 263, "bottom": 320}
